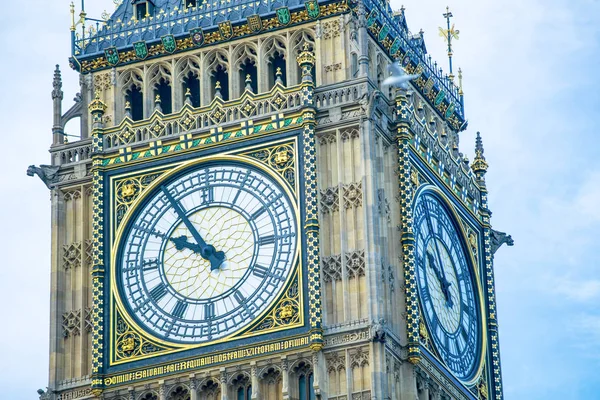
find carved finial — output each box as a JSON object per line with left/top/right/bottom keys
{"left": 88, "top": 92, "right": 107, "bottom": 114}
{"left": 154, "top": 94, "right": 162, "bottom": 112}
{"left": 185, "top": 88, "right": 192, "bottom": 105}
{"left": 70, "top": 2, "right": 76, "bottom": 31}
{"left": 275, "top": 67, "right": 283, "bottom": 85}
{"left": 458, "top": 67, "right": 464, "bottom": 96}
{"left": 471, "top": 131, "right": 489, "bottom": 178}
{"left": 214, "top": 81, "right": 222, "bottom": 99}
{"left": 52, "top": 65, "right": 63, "bottom": 100}
{"left": 245, "top": 74, "right": 253, "bottom": 92}
{"left": 462, "top": 153, "right": 470, "bottom": 169}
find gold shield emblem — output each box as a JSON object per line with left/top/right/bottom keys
{"left": 247, "top": 14, "right": 262, "bottom": 32}
{"left": 218, "top": 21, "right": 233, "bottom": 40}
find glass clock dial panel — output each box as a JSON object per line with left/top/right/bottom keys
{"left": 414, "top": 191, "right": 481, "bottom": 381}
{"left": 118, "top": 162, "right": 297, "bottom": 344}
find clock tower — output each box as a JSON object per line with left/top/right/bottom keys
{"left": 32, "top": 1, "right": 510, "bottom": 400}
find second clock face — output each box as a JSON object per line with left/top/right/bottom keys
{"left": 117, "top": 161, "right": 298, "bottom": 343}
{"left": 414, "top": 190, "right": 481, "bottom": 382}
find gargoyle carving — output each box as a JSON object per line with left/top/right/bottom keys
{"left": 27, "top": 165, "right": 60, "bottom": 189}
{"left": 490, "top": 229, "right": 514, "bottom": 255}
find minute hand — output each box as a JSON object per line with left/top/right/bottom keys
{"left": 423, "top": 203, "right": 453, "bottom": 306}
{"left": 160, "top": 186, "right": 225, "bottom": 270}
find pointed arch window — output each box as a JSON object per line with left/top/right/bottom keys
{"left": 183, "top": 72, "right": 200, "bottom": 107}
{"left": 239, "top": 60, "right": 257, "bottom": 93}
{"left": 126, "top": 85, "right": 144, "bottom": 121}
{"left": 154, "top": 78, "right": 172, "bottom": 114}
{"left": 211, "top": 65, "right": 229, "bottom": 101}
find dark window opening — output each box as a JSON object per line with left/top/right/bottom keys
{"left": 183, "top": 73, "right": 200, "bottom": 107}
{"left": 184, "top": 0, "right": 197, "bottom": 7}
{"left": 211, "top": 65, "right": 229, "bottom": 101}
{"left": 299, "top": 373, "right": 315, "bottom": 400}
{"left": 351, "top": 53, "right": 358, "bottom": 77}
{"left": 126, "top": 86, "right": 143, "bottom": 121}
{"left": 269, "top": 53, "right": 287, "bottom": 88}
{"left": 236, "top": 386, "right": 251, "bottom": 400}
{"left": 239, "top": 61, "right": 257, "bottom": 94}
{"left": 154, "top": 78, "right": 172, "bottom": 114}
{"left": 135, "top": 2, "right": 154, "bottom": 20}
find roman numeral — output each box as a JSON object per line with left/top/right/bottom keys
{"left": 258, "top": 235, "right": 276, "bottom": 246}
{"left": 233, "top": 290, "right": 246, "bottom": 304}
{"left": 203, "top": 187, "right": 214, "bottom": 204}
{"left": 251, "top": 206, "right": 267, "bottom": 220}
{"left": 149, "top": 283, "right": 167, "bottom": 302}
{"left": 205, "top": 303, "right": 215, "bottom": 320}
{"left": 171, "top": 301, "right": 188, "bottom": 319}
{"left": 142, "top": 259, "right": 159, "bottom": 271}
{"left": 253, "top": 264, "right": 269, "bottom": 279}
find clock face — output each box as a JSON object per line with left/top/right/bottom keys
{"left": 117, "top": 162, "right": 298, "bottom": 344}
{"left": 414, "top": 191, "right": 481, "bottom": 382}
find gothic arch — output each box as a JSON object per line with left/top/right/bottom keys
{"left": 117, "top": 67, "right": 144, "bottom": 121}
{"left": 166, "top": 384, "right": 191, "bottom": 400}
{"left": 175, "top": 55, "right": 202, "bottom": 108}
{"left": 204, "top": 48, "right": 230, "bottom": 100}
{"left": 175, "top": 55, "right": 202, "bottom": 84}
{"left": 147, "top": 62, "right": 173, "bottom": 89}
{"left": 260, "top": 35, "right": 287, "bottom": 90}
{"left": 136, "top": 391, "right": 159, "bottom": 400}
{"left": 197, "top": 377, "right": 221, "bottom": 400}
{"left": 232, "top": 43, "right": 258, "bottom": 96}
{"left": 290, "top": 28, "right": 316, "bottom": 85}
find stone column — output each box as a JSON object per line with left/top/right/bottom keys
{"left": 190, "top": 377, "right": 198, "bottom": 400}
{"left": 220, "top": 369, "right": 228, "bottom": 400}
{"left": 281, "top": 357, "right": 290, "bottom": 400}
{"left": 159, "top": 381, "right": 167, "bottom": 400}
{"left": 250, "top": 362, "right": 260, "bottom": 400}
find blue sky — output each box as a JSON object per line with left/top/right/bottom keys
{"left": 0, "top": 0, "right": 598, "bottom": 398}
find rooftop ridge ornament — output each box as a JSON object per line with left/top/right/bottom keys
{"left": 439, "top": 6, "right": 459, "bottom": 81}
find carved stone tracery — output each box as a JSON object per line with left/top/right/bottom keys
{"left": 343, "top": 182, "right": 363, "bottom": 209}
{"left": 321, "top": 254, "right": 342, "bottom": 282}
{"left": 345, "top": 250, "right": 365, "bottom": 278}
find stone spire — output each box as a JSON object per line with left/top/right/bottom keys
{"left": 52, "top": 65, "right": 64, "bottom": 144}
{"left": 52, "top": 65, "right": 63, "bottom": 101}
{"left": 471, "top": 131, "right": 489, "bottom": 185}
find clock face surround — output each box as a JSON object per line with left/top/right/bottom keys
{"left": 414, "top": 189, "right": 482, "bottom": 382}
{"left": 116, "top": 159, "right": 298, "bottom": 344}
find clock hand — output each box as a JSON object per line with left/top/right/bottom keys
{"left": 160, "top": 186, "right": 225, "bottom": 270}
{"left": 423, "top": 203, "right": 453, "bottom": 307}
{"left": 426, "top": 251, "right": 453, "bottom": 306}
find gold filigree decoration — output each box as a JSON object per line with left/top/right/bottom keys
{"left": 410, "top": 170, "right": 420, "bottom": 187}
{"left": 115, "top": 171, "right": 165, "bottom": 229}
{"left": 249, "top": 272, "right": 301, "bottom": 333}
{"left": 114, "top": 307, "right": 172, "bottom": 361}
{"left": 477, "top": 373, "right": 489, "bottom": 399}
{"left": 242, "top": 143, "right": 296, "bottom": 190}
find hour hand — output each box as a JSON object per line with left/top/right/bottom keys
{"left": 170, "top": 236, "right": 226, "bottom": 271}
{"left": 171, "top": 235, "right": 202, "bottom": 253}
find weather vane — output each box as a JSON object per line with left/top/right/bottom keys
{"left": 439, "top": 6, "right": 459, "bottom": 81}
